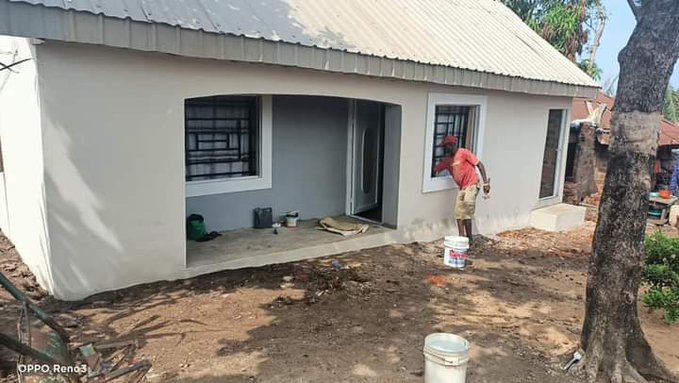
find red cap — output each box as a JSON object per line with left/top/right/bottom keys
{"left": 438, "top": 136, "right": 458, "bottom": 147}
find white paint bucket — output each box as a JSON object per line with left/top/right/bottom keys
{"left": 443, "top": 236, "right": 469, "bottom": 269}
{"left": 285, "top": 216, "right": 298, "bottom": 227}
{"left": 285, "top": 211, "right": 300, "bottom": 227}
{"left": 423, "top": 333, "right": 471, "bottom": 383}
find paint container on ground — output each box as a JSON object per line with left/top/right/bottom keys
{"left": 443, "top": 236, "right": 469, "bottom": 269}
{"left": 285, "top": 211, "right": 300, "bottom": 227}
{"left": 254, "top": 207, "right": 273, "bottom": 229}
{"left": 423, "top": 332, "right": 471, "bottom": 383}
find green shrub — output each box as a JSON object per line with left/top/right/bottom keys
{"left": 643, "top": 232, "right": 679, "bottom": 324}
{"left": 643, "top": 264, "right": 679, "bottom": 289}
{"left": 642, "top": 288, "right": 679, "bottom": 324}
{"left": 646, "top": 231, "right": 679, "bottom": 268}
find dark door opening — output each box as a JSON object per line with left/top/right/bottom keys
{"left": 539, "top": 109, "right": 565, "bottom": 199}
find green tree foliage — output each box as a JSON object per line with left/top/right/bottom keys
{"left": 502, "top": 0, "right": 605, "bottom": 78}
{"left": 578, "top": 59, "right": 602, "bottom": 80}
{"left": 664, "top": 86, "right": 679, "bottom": 123}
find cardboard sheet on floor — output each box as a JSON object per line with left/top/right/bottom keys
{"left": 318, "top": 217, "right": 369, "bottom": 236}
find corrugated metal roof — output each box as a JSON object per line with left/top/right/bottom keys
{"left": 1, "top": 0, "right": 600, "bottom": 94}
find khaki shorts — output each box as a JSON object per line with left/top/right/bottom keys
{"left": 455, "top": 185, "right": 479, "bottom": 220}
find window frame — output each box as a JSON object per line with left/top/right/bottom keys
{"left": 185, "top": 94, "right": 272, "bottom": 197}
{"left": 422, "top": 93, "right": 487, "bottom": 193}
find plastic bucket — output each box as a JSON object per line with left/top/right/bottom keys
{"left": 443, "top": 236, "right": 469, "bottom": 269}
{"left": 285, "top": 216, "right": 299, "bottom": 227}
{"left": 423, "top": 333, "right": 471, "bottom": 383}
{"left": 285, "top": 211, "right": 300, "bottom": 227}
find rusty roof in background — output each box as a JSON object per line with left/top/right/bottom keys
{"left": 572, "top": 92, "right": 679, "bottom": 147}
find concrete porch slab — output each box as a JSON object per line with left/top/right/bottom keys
{"left": 530, "top": 203, "right": 586, "bottom": 232}
{"left": 186, "top": 217, "right": 394, "bottom": 271}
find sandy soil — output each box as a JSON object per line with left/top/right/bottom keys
{"left": 1, "top": 222, "right": 678, "bottom": 382}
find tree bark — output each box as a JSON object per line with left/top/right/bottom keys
{"left": 580, "top": 1, "right": 679, "bottom": 382}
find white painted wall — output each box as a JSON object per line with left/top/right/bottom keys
{"left": 0, "top": 37, "right": 53, "bottom": 291}
{"left": 30, "top": 41, "right": 570, "bottom": 299}
{"left": 474, "top": 95, "right": 571, "bottom": 234}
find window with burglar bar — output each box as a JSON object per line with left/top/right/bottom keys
{"left": 430, "top": 105, "right": 476, "bottom": 177}
{"left": 185, "top": 95, "right": 259, "bottom": 182}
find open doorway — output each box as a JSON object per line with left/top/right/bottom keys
{"left": 348, "top": 100, "right": 385, "bottom": 223}
{"left": 539, "top": 109, "right": 567, "bottom": 199}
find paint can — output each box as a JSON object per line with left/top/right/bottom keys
{"left": 285, "top": 211, "right": 300, "bottom": 227}
{"left": 443, "top": 236, "right": 469, "bottom": 269}
{"left": 423, "top": 332, "right": 471, "bottom": 383}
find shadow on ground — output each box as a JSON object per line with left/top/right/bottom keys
{"left": 3, "top": 231, "right": 598, "bottom": 383}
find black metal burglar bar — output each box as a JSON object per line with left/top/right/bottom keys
{"left": 431, "top": 105, "right": 472, "bottom": 177}
{"left": 185, "top": 96, "right": 259, "bottom": 181}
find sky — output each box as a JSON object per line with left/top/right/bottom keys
{"left": 597, "top": 0, "right": 679, "bottom": 89}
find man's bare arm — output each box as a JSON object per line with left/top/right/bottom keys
{"left": 477, "top": 162, "right": 489, "bottom": 183}
{"left": 477, "top": 161, "right": 490, "bottom": 193}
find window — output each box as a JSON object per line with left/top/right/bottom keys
{"left": 430, "top": 105, "right": 476, "bottom": 177}
{"left": 185, "top": 95, "right": 272, "bottom": 197}
{"left": 185, "top": 96, "right": 259, "bottom": 181}
{"left": 423, "top": 94, "right": 487, "bottom": 193}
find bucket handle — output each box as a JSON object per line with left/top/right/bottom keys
{"left": 424, "top": 350, "right": 469, "bottom": 366}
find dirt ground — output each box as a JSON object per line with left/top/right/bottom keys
{"left": 1, "top": 221, "right": 678, "bottom": 383}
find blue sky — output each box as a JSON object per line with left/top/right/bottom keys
{"left": 597, "top": 0, "right": 679, "bottom": 89}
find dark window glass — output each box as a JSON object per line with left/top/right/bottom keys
{"left": 431, "top": 105, "right": 472, "bottom": 177}
{"left": 539, "top": 109, "right": 565, "bottom": 198}
{"left": 185, "top": 96, "right": 259, "bottom": 181}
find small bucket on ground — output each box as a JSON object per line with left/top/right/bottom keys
{"left": 443, "top": 236, "right": 469, "bottom": 269}
{"left": 286, "top": 211, "right": 300, "bottom": 227}
{"left": 423, "top": 332, "right": 471, "bottom": 383}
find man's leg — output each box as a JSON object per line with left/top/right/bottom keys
{"left": 457, "top": 219, "right": 465, "bottom": 236}
{"left": 455, "top": 189, "right": 466, "bottom": 236}
{"left": 464, "top": 219, "right": 473, "bottom": 245}
{"left": 462, "top": 185, "right": 479, "bottom": 245}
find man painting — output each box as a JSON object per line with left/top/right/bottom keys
{"left": 433, "top": 136, "right": 490, "bottom": 245}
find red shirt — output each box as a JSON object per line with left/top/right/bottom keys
{"left": 434, "top": 149, "right": 480, "bottom": 190}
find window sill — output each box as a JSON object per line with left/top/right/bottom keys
{"left": 186, "top": 176, "right": 272, "bottom": 197}
{"left": 535, "top": 195, "right": 562, "bottom": 209}
{"left": 423, "top": 176, "right": 458, "bottom": 193}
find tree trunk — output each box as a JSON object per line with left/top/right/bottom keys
{"left": 587, "top": 1, "right": 606, "bottom": 74}
{"left": 580, "top": 1, "right": 679, "bottom": 382}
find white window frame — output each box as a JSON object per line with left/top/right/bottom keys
{"left": 185, "top": 94, "right": 273, "bottom": 197}
{"left": 422, "top": 93, "right": 487, "bottom": 193}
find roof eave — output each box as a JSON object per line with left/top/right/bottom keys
{"left": 0, "top": 0, "right": 600, "bottom": 98}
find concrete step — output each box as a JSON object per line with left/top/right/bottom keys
{"left": 530, "top": 203, "right": 586, "bottom": 232}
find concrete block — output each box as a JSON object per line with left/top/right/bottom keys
{"left": 530, "top": 203, "right": 586, "bottom": 232}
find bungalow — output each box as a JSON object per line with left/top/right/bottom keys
{"left": 0, "top": 0, "right": 599, "bottom": 299}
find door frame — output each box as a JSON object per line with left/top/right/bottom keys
{"left": 538, "top": 108, "right": 570, "bottom": 203}
{"left": 345, "top": 100, "right": 355, "bottom": 216}
{"left": 345, "top": 99, "right": 384, "bottom": 221}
